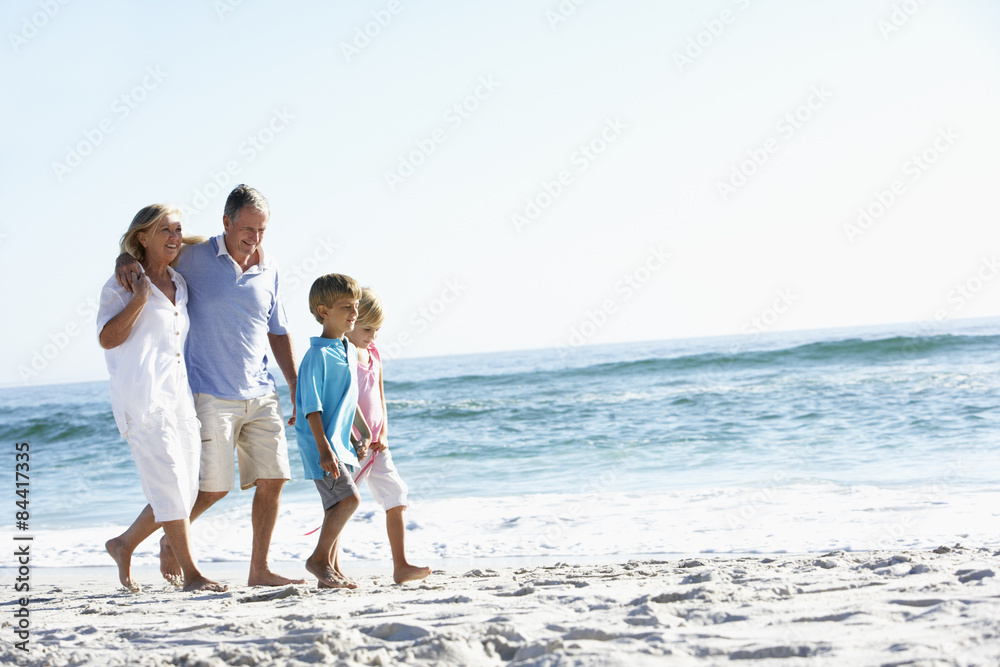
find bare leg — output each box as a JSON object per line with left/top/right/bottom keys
{"left": 159, "top": 519, "right": 227, "bottom": 592}
{"left": 159, "top": 489, "right": 227, "bottom": 583}
{"left": 106, "top": 504, "right": 159, "bottom": 591}
{"left": 330, "top": 532, "right": 358, "bottom": 589}
{"left": 386, "top": 506, "right": 431, "bottom": 584}
{"left": 305, "top": 493, "right": 359, "bottom": 589}
{"left": 248, "top": 479, "right": 305, "bottom": 586}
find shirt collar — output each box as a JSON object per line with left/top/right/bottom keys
{"left": 310, "top": 336, "right": 349, "bottom": 350}
{"left": 213, "top": 234, "right": 269, "bottom": 274}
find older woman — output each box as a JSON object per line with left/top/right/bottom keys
{"left": 98, "top": 204, "right": 224, "bottom": 593}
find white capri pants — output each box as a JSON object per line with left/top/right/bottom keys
{"left": 353, "top": 449, "right": 409, "bottom": 511}
{"left": 124, "top": 412, "right": 201, "bottom": 523}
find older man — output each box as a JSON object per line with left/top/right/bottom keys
{"left": 117, "top": 184, "right": 303, "bottom": 587}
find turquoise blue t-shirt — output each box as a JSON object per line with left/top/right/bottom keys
{"left": 294, "top": 336, "right": 360, "bottom": 479}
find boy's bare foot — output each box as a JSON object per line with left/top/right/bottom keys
{"left": 248, "top": 568, "right": 306, "bottom": 587}
{"left": 159, "top": 536, "right": 182, "bottom": 586}
{"left": 393, "top": 564, "right": 432, "bottom": 584}
{"left": 105, "top": 537, "right": 140, "bottom": 592}
{"left": 183, "top": 575, "right": 228, "bottom": 593}
{"left": 333, "top": 565, "right": 359, "bottom": 589}
{"left": 306, "top": 561, "right": 356, "bottom": 589}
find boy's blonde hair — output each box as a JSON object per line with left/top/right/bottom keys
{"left": 309, "top": 273, "right": 362, "bottom": 324}
{"left": 357, "top": 287, "right": 385, "bottom": 328}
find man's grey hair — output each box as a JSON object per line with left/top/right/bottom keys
{"left": 224, "top": 184, "right": 270, "bottom": 224}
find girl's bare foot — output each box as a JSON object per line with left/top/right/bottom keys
{"left": 105, "top": 537, "right": 140, "bottom": 592}
{"left": 393, "top": 564, "right": 432, "bottom": 584}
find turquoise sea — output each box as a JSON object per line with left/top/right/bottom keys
{"left": 2, "top": 319, "right": 999, "bottom": 567}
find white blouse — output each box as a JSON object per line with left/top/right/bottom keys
{"left": 96, "top": 267, "right": 198, "bottom": 436}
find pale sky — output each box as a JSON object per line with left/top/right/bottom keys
{"left": 2, "top": 0, "right": 1000, "bottom": 387}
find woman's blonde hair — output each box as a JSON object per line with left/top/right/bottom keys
{"left": 119, "top": 204, "right": 182, "bottom": 263}
{"left": 357, "top": 287, "right": 385, "bottom": 328}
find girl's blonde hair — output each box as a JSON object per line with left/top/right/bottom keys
{"left": 357, "top": 287, "right": 385, "bottom": 328}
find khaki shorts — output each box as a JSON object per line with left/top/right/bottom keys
{"left": 195, "top": 392, "right": 291, "bottom": 491}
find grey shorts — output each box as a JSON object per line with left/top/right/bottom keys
{"left": 314, "top": 460, "right": 360, "bottom": 511}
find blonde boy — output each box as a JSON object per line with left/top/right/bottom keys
{"left": 294, "top": 274, "right": 372, "bottom": 588}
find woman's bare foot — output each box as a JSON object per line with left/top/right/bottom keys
{"left": 393, "top": 564, "right": 432, "bottom": 584}
{"left": 182, "top": 574, "right": 228, "bottom": 593}
{"left": 159, "top": 536, "right": 182, "bottom": 586}
{"left": 105, "top": 537, "right": 140, "bottom": 592}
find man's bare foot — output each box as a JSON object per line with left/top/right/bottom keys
{"left": 393, "top": 564, "right": 432, "bottom": 584}
{"left": 105, "top": 537, "right": 139, "bottom": 592}
{"left": 248, "top": 568, "right": 306, "bottom": 587}
{"left": 182, "top": 575, "right": 228, "bottom": 593}
{"left": 159, "top": 536, "right": 182, "bottom": 586}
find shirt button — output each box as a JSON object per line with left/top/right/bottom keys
{"left": 176, "top": 353, "right": 181, "bottom": 357}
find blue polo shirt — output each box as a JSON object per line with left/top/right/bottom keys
{"left": 294, "top": 336, "right": 360, "bottom": 479}
{"left": 174, "top": 235, "right": 289, "bottom": 400}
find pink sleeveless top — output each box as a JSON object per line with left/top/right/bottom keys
{"left": 353, "top": 343, "right": 384, "bottom": 442}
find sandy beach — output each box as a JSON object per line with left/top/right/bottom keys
{"left": 4, "top": 546, "right": 999, "bottom": 666}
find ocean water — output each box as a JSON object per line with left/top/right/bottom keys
{"left": 3, "top": 319, "right": 1000, "bottom": 568}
